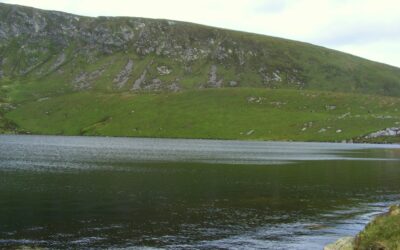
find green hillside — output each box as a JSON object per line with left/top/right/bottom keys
{"left": 0, "top": 3, "right": 400, "bottom": 142}
{"left": 3, "top": 88, "right": 399, "bottom": 142}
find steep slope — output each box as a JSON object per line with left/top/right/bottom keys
{"left": 1, "top": 2, "right": 400, "bottom": 97}
{"left": 0, "top": 3, "right": 400, "bottom": 142}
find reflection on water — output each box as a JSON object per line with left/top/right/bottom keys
{"left": 0, "top": 135, "right": 399, "bottom": 249}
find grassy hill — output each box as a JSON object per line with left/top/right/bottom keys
{"left": 0, "top": 3, "right": 400, "bottom": 142}
{"left": 3, "top": 88, "right": 400, "bottom": 142}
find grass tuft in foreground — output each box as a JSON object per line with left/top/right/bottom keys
{"left": 355, "top": 205, "right": 400, "bottom": 250}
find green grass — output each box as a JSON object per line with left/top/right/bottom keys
{"left": 5, "top": 88, "right": 400, "bottom": 141}
{"left": 2, "top": 2, "right": 400, "bottom": 97}
{"left": 355, "top": 205, "right": 400, "bottom": 250}
{"left": 1, "top": 2, "right": 400, "bottom": 141}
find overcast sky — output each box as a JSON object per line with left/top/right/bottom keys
{"left": 1, "top": 0, "right": 399, "bottom": 68}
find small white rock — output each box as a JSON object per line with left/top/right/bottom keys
{"left": 246, "top": 129, "right": 255, "bottom": 135}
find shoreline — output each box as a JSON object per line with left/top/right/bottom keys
{"left": 1, "top": 133, "right": 399, "bottom": 146}
{"left": 325, "top": 205, "right": 400, "bottom": 250}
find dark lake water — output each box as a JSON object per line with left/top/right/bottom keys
{"left": 0, "top": 135, "right": 399, "bottom": 249}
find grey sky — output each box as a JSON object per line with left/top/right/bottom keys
{"left": 1, "top": 0, "right": 399, "bottom": 67}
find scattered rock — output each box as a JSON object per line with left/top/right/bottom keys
{"left": 287, "top": 73, "right": 305, "bottom": 87}
{"left": 247, "top": 97, "right": 256, "bottom": 103}
{"left": 168, "top": 82, "right": 181, "bottom": 92}
{"left": 157, "top": 65, "right": 172, "bottom": 75}
{"left": 302, "top": 93, "right": 318, "bottom": 98}
{"left": 131, "top": 70, "right": 147, "bottom": 91}
{"left": 131, "top": 66, "right": 180, "bottom": 92}
{"left": 336, "top": 129, "right": 342, "bottom": 133}
{"left": 143, "top": 78, "right": 162, "bottom": 91}
{"left": 206, "top": 65, "right": 223, "bottom": 88}
{"left": 373, "top": 115, "right": 393, "bottom": 119}
{"left": 303, "top": 121, "right": 313, "bottom": 128}
{"left": 270, "top": 101, "right": 286, "bottom": 107}
{"left": 114, "top": 59, "right": 133, "bottom": 89}
{"left": 259, "top": 68, "right": 282, "bottom": 86}
{"left": 0, "top": 103, "right": 16, "bottom": 111}
{"left": 49, "top": 53, "right": 66, "bottom": 72}
{"left": 247, "top": 96, "right": 265, "bottom": 104}
{"left": 37, "top": 97, "right": 49, "bottom": 102}
{"left": 120, "top": 25, "right": 134, "bottom": 41}
{"left": 325, "top": 105, "right": 337, "bottom": 111}
{"left": 318, "top": 128, "right": 327, "bottom": 133}
{"left": 300, "top": 122, "right": 314, "bottom": 133}
{"left": 237, "top": 50, "right": 246, "bottom": 65}
{"left": 324, "top": 236, "right": 354, "bottom": 250}
{"left": 246, "top": 129, "right": 255, "bottom": 135}
{"left": 229, "top": 81, "right": 238, "bottom": 87}
{"left": 214, "top": 46, "right": 229, "bottom": 61}
{"left": 0, "top": 3, "right": 394, "bottom": 99}
{"left": 338, "top": 112, "right": 351, "bottom": 119}
{"left": 182, "top": 48, "right": 201, "bottom": 61}
{"left": 364, "top": 127, "right": 400, "bottom": 139}
{"left": 73, "top": 69, "right": 105, "bottom": 90}
{"left": 272, "top": 71, "right": 282, "bottom": 82}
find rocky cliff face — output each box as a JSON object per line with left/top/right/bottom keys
{"left": 0, "top": 3, "right": 261, "bottom": 77}
{"left": 1, "top": 3, "right": 400, "bottom": 95}
{"left": 0, "top": 4, "right": 267, "bottom": 63}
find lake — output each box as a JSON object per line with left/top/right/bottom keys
{"left": 0, "top": 135, "right": 399, "bottom": 249}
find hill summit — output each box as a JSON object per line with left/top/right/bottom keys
{"left": 1, "top": 2, "right": 400, "bottom": 96}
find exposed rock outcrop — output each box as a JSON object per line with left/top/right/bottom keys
{"left": 259, "top": 68, "right": 282, "bottom": 87}
{"left": 229, "top": 81, "right": 238, "bottom": 87}
{"left": 205, "top": 65, "right": 223, "bottom": 88}
{"left": 1, "top": 2, "right": 400, "bottom": 96}
{"left": 114, "top": 59, "right": 134, "bottom": 89}
{"left": 168, "top": 82, "right": 181, "bottom": 92}
{"left": 49, "top": 53, "right": 66, "bottom": 72}
{"left": 143, "top": 78, "right": 162, "bottom": 91}
{"left": 157, "top": 66, "right": 172, "bottom": 75}
{"left": 73, "top": 69, "right": 104, "bottom": 90}
{"left": 364, "top": 127, "right": 400, "bottom": 139}
{"left": 131, "top": 66, "right": 181, "bottom": 92}
{"left": 132, "top": 70, "right": 147, "bottom": 91}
